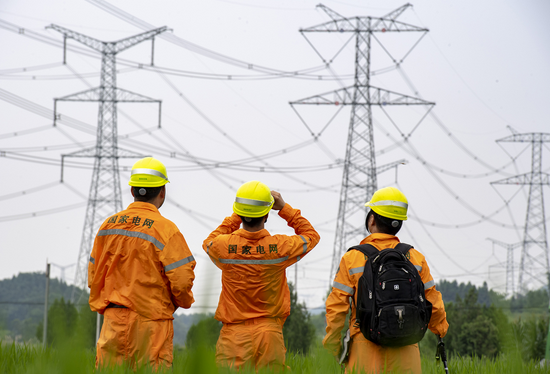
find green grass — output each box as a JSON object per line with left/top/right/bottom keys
{"left": 2, "top": 341, "right": 550, "bottom": 374}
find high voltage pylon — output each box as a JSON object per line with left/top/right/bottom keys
{"left": 492, "top": 133, "right": 550, "bottom": 294}
{"left": 50, "top": 262, "right": 75, "bottom": 284}
{"left": 487, "top": 238, "right": 521, "bottom": 297}
{"left": 47, "top": 24, "right": 167, "bottom": 301}
{"left": 290, "top": 4, "right": 434, "bottom": 281}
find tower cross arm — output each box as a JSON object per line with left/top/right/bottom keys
{"left": 47, "top": 24, "right": 104, "bottom": 52}
{"left": 376, "top": 159, "right": 407, "bottom": 174}
{"left": 55, "top": 87, "right": 160, "bottom": 103}
{"left": 290, "top": 85, "right": 434, "bottom": 106}
{"left": 491, "top": 173, "right": 550, "bottom": 185}
{"left": 380, "top": 3, "right": 412, "bottom": 21}
{"left": 487, "top": 238, "right": 523, "bottom": 249}
{"left": 313, "top": 3, "right": 419, "bottom": 32}
{"left": 316, "top": 4, "right": 346, "bottom": 22}
{"left": 63, "top": 146, "right": 148, "bottom": 159}
{"left": 497, "top": 133, "right": 550, "bottom": 143}
{"left": 114, "top": 26, "right": 168, "bottom": 54}
{"left": 300, "top": 17, "right": 427, "bottom": 33}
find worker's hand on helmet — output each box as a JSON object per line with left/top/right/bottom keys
{"left": 271, "top": 191, "right": 286, "bottom": 211}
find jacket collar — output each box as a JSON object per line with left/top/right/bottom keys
{"left": 360, "top": 233, "right": 399, "bottom": 248}
{"left": 233, "top": 228, "right": 271, "bottom": 240}
{"left": 128, "top": 201, "right": 160, "bottom": 214}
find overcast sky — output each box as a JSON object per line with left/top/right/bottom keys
{"left": 1, "top": 0, "right": 549, "bottom": 313}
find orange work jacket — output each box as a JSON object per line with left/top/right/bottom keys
{"left": 88, "top": 202, "right": 196, "bottom": 320}
{"left": 323, "top": 233, "right": 448, "bottom": 356}
{"left": 203, "top": 204, "right": 320, "bottom": 324}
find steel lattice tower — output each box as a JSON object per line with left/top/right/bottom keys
{"left": 290, "top": 4, "right": 434, "bottom": 280}
{"left": 48, "top": 25, "right": 167, "bottom": 301}
{"left": 487, "top": 238, "right": 521, "bottom": 296}
{"left": 492, "top": 133, "right": 550, "bottom": 294}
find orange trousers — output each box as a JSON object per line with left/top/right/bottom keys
{"left": 216, "top": 317, "right": 287, "bottom": 371}
{"left": 96, "top": 308, "right": 174, "bottom": 370}
{"left": 346, "top": 334, "right": 421, "bottom": 374}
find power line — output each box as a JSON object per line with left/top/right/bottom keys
{"left": 411, "top": 9, "right": 516, "bottom": 129}
{"left": 369, "top": 116, "right": 524, "bottom": 229}
{"left": 0, "top": 201, "right": 87, "bottom": 222}
{"left": 0, "top": 17, "right": 354, "bottom": 82}
{"left": 0, "top": 124, "right": 55, "bottom": 139}
{"left": 0, "top": 67, "right": 137, "bottom": 80}
{"left": 408, "top": 185, "right": 525, "bottom": 229}
{"left": 86, "top": 0, "right": 332, "bottom": 77}
{"left": 0, "top": 61, "right": 64, "bottom": 74}
{"left": 397, "top": 65, "right": 517, "bottom": 176}
{"left": 0, "top": 87, "right": 96, "bottom": 134}
{"left": 156, "top": 73, "right": 344, "bottom": 190}
{"left": 0, "top": 181, "right": 60, "bottom": 201}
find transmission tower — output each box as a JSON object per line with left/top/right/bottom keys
{"left": 487, "top": 238, "right": 521, "bottom": 296}
{"left": 50, "top": 262, "right": 75, "bottom": 283}
{"left": 492, "top": 133, "right": 550, "bottom": 294}
{"left": 290, "top": 4, "right": 434, "bottom": 280}
{"left": 48, "top": 25, "right": 167, "bottom": 301}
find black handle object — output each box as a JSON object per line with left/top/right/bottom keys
{"left": 435, "top": 336, "right": 449, "bottom": 374}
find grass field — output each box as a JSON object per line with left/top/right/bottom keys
{"left": 2, "top": 341, "right": 550, "bottom": 374}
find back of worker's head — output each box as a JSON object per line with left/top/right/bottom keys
{"left": 129, "top": 157, "right": 169, "bottom": 202}
{"left": 364, "top": 186, "right": 408, "bottom": 236}
{"left": 233, "top": 181, "right": 274, "bottom": 228}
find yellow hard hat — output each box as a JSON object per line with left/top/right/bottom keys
{"left": 128, "top": 157, "right": 170, "bottom": 187}
{"left": 233, "top": 181, "right": 274, "bottom": 218}
{"left": 365, "top": 186, "right": 408, "bottom": 221}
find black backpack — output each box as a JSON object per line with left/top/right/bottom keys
{"left": 349, "top": 243, "right": 432, "bottom": 347}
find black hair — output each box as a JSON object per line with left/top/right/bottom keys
{"left": 239, "top": 215, "right": 266, "bottom": 228}
{"left": 132, "top": 186, "right": 163, "bottom": 202}
{"left": 366, "top": 210, "right": 403, "bottom": 236}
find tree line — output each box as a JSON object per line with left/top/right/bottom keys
{"left": 0, "top": 273, "right": 317, "bottom": 354}
{"left": 1, "top": 272, "right": 548, "bottom": 362}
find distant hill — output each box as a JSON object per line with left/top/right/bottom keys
{"left": 0, "top": 272, "right": 214, "bottom": 345}
{"left": 0, "top": 272, "right": 86, "bottom": 342}
{"left": 173, "top": 313, "right": 214, "bottom": 347}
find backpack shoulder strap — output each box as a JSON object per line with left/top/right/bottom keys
{"left": 347, "top": 243, "right": 379, "bottom": 259}
{"left": 394, "top": 243, "right": 413, "bottom": 255}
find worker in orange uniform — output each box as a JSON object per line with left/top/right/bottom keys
{"left": 203, "top": 180, "right": 320, "bottom": 371}
{"left": 88, "top": 157, "right": 196, "bottom": 370}
{"left": 323, "top": 187, "right": 448, "bottom": 374}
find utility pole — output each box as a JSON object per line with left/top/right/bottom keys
{"left": 290, "top": 4, "right": 433, "bottom": 281}
{"left": 43, "top": 262, "right": 50, "bottom": 348}
{"left": 487, "top": 238, "right": 521, "bottom": 297}
{"left": 47, "top": 25, "right": 167, "bottom": 303}
{"left": 491, "top": 133, "right": 550, "bottom": 293}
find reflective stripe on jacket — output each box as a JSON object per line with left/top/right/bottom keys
{"left": 323, "top": 233, "right": 448, "bottom": 357}
{"left": 88, "top": 201, "right": 196, "bottom": 320}
{"left": 203, "top": 203, "right": 320, "bottom": 324}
